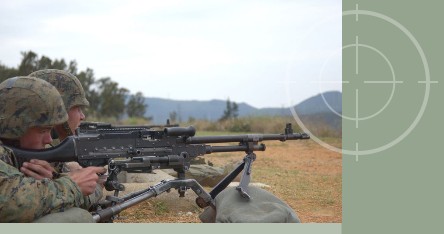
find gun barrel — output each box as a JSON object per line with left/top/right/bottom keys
{"left": 206, "top": 144, "right": 266, "bottom": 153}
{"left": 186, "top": 133, "right": 309, "bottom": 144}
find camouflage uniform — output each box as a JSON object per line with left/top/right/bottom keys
{"left": 0, "top": 144, "right": 92, "bottom": 222}
{"left": 29, "top": 70, "right": 102, "bottom": 207}
{"left": 0, "top": 77, "right": 93, "bottom": 222}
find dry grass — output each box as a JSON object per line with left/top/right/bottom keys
{"left": 113, "top": 138, "right": 342, "bottom": 223}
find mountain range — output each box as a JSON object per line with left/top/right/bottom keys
{"left": 143, "top": 91, "right": 342, "bottom": 128}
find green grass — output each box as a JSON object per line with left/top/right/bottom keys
{"left": 151, "top": 201, "right": 169, "bottom": 215}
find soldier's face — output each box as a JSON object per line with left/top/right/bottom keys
{"left": 19, "top": 126, "right": 53, "bottom": 149}
{"left": 68, "top": 106, "right": 85, "bottom": 133}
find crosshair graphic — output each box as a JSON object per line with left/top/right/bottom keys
{"left": 285, "top": 4, "right": 438, "bottom": 161}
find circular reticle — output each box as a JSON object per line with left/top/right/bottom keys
{"left": 285, "top": 9, "right": 431, "bottom": 158}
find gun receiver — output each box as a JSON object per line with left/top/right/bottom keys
{"left": 9, "top": 123, "right": 309, "bottom": 222}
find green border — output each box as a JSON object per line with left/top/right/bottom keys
{"left": 5, "top": 223, "right": 341, "bottom": 234}
{"left": 343, "top": 1, "right": 444, "bottom": 234}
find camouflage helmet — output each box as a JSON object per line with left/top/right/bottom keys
{"left": 29, "top": 69, "right": 89, "bottom": 110}
{"left": 0, "top": 76, "right": 68, "bottom": 139}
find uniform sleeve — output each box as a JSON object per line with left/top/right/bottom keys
{"left": 59, "top": 162, "right": 104, "bottom": 209}
{"left": 0, "top": 159, "right": 89, "bottom": 222}
{"left": 85, "top": 184, "right": 104, "bottom": 209}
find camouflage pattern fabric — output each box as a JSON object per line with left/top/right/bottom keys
{"left": 29, "top": 69, "right": 90, "bottom": 109}
{"left": 199, "top": 186, "right": 300, "bottom": 223}
{"left": 0, "top": 143, "right": 17, "bottom": 167}
{"left": 55, "top": 164, "right": 103, "bottom": 208}
{"left": 0, "top": 76, "right": 68, "bottom": 139}
{"left": 33, "top": 207, "right": 93, "bottom": 223}
{"left": 30, "top": 70, "right": 89, "bottom": 138}
{"left": 0, "top": 145, "right": 92, "bottom": 222}
{"left": 48, "top": 141, "right": 104, "bottom": 209}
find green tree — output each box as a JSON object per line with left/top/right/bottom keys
{"left": 0, "top": 64, "right": 18, "bottom": 82}
{"left": 96, "top": 77, "right": 129, "bottom": 119}
{"left": 232, "top": 102, "right": 239, "bottom": 118}
{"left": 219, "top": 98, "right": 239, "bottom": 121}
{"left": 127, "top": 92, "right": 148, "bottom": 118}
{"left": 68, "top": 60, "right": 78, "bottom": 75}
{"left": 36, "top": 56, "right": 53, "bottom": 70}
{"left": 76, "top": 68, "right": 99, "bottom": 115}
{"left": 1, "top": 51, "right": 149, "bottom": 120}
{"left": 18, "top": 51, "right": 38, "bottom": 75}
{"left": 51, "top": 58, "right": 67, "bottom": 70}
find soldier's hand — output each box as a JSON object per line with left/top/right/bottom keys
{"left": 68, "top": 167, "right": 106, "bottom": 196}
{"left": 20, "top": 159, "right": 55, "bottom": 180}
{"left": 64, "top": 162, "right": 83, "bottom": 171}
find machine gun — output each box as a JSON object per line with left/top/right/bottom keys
{"left": 9, "top": 123, "right": 309, "bottom": 222}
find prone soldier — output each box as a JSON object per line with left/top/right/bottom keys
{"left": 28, "top": 69, "right": 103, "bottom": 207}
{"left": 0, "top": 76, "right": 105, "bottom": 222}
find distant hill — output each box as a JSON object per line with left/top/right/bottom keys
{"left": 144, "top": 91, "right": 342, "bottom": 128}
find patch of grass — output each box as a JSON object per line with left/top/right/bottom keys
{"left": 151, "top": 201, "right": 169, "bottom": 215}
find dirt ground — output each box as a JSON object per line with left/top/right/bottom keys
{"left": 113, "top": 138, "right": 342, "bottom": 223}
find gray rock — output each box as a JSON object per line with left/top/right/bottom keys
{"left": 117, "top": 170, "right": 175, "bottom": 183}
{"left": 187, "top": 164, "right": 226, "bottom": 187}
{"left": 163, "top": 164, "right": 227, "bottom": 187}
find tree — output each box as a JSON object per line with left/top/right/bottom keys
{"left": 18, "top": 51, "right": 38, "bottom": 75}
{"left": 232, "top": 102, "right": 239, "bottom": 118}
{"left": 76, "top": 68, "right": 99, "bottom": 115}
{"left": 0, "top": 64, "right": 19, "bottom": 83}
{"left": 51, "top": 58, "right": 67, "bottom": 70}
{"left": 1, "top": 51, "right": 149, "bottom": 120}
{"left": 36, "top": 56, "right": 53, "bottom": 70}
{"left": 127, "top": 92, "right": 148, "bottom": 118}
{"left": 10, "top": 51, "right": 75, "bottom": 77}
{"left": 96, "top": 77, "right": 129, "bottom": 119}
{"left": 219, "top": 98, "right": 239, "bottom": 121}
{"left": 68, "top": 60, "right": 78, "bottom": 75}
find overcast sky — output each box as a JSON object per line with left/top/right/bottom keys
{"left": 0, "top": 0, "right": 341, "bottom": 108}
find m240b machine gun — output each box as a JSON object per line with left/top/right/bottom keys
{"left": 10, "top": 123, "right": 309, "bottom": 222}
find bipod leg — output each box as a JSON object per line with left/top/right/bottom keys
{"left": 207, "top": 161, "right": 245, "bottom": 199}
{"left": 236, "top": 152, "right": 256, "bottom": 199}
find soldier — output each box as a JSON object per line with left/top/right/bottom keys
{"left": 0, "top": 76, "right": 105, "bottom": 222}
{"left": 28, "top": 69, "right": 89, "bottom": 144}
{"left": 28, "top": 69, "right": 103, "bottom": 206}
